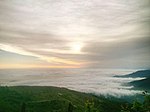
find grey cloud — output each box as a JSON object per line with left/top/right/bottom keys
{"left": 0, "top": 28, "right": 69, "bottom": 49}
{"left": 0, "top": 0, "right": 149, "bottom": 36}
{"left": 82, "top": 37, "right": 150, "bottom": 68}
{"left": 0, "top": 0, "right": 150, "bottom": 68}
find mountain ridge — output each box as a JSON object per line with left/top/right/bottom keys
{"left": 115, "top": 69, "right": 150, "bottom": 78}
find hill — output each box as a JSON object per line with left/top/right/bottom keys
{"left": 116, "top": 70, "right": 150, "bottom": 91}
{"left": 118, "top": 70, "right": 150, "bottom": 78}
{"left": 130, "top": 77, "right": 150, "bottom": 90}
{"left": 0, "top": 86, "right": 125, "bottom": 112}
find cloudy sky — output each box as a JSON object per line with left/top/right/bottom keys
{"left": 0, "top": 0, "right": 150, "bottom": 69}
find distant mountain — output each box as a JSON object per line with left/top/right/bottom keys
{"left": 130, "top": 77, "right": 150, "bottom": 90}
{"left": 115, "top": 70, "right": 150, "bottom": 91}
{"left": 116, "top": 70, "right": 150, "bottom": 78}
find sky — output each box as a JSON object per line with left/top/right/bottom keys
{"left": 0, "top": 0, "right": 150, "bottom": 69}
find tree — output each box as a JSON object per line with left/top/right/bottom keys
{"left": 131, "top": 100, "right": 144, "bottom": 112}
{"left": 21, "top": 102, "right": 26, "bottom": 112}
{"left": 85, "top": 100, "right": 100, "bottom": 112}
{"left": 121, "top": 91, "right": 150, "bottom": 112}
{"left": 67, "top": 102, "right": 74, "bottom": 112}
{"left": 143, "top": 92, "right": 150, "bottom": 112}
{"left": 121, "top": 103, "right": 131, "bottom": 112}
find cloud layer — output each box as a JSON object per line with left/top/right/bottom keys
{"left": 0, "top": 0, "right": 150, "bottom": 68}
{"left": 0, "top": 68, "right": 144, "bottom": 97}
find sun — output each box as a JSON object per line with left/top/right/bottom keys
{"left": 71, "top": 42, "right": 83, "bottom": 53}
{"left": 72, "top": 44, "right": 81, "bottom": 52}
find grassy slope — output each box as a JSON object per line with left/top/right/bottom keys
{"left": 0, "top": 86, "right": 125, "bottom": 112}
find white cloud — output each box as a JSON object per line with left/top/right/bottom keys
{"left": 0, "top": 68, "right": 144, "bottom": 97}
{"left": 0, "top": 0, "right": 150, "bottom": 68}
{"left": 0, "top": 43, "right": 81, "bottom": 65}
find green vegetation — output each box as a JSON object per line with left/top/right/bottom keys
{"left": 84, "top": 99, "right": 100, "bottom": 112}
{"left": 0, "top": 86, "right": 125, "bottom": 112}
{"left": 121, "top": 91, "right": 150, "bottom": 112}
{"left": 0, "top": 86, "right": 149, "bottom": 112}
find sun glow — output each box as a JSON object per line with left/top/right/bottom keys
{"left": 0, "top": 44, "right": 81, "bottom": 66}
{"left": 71, "top": 42, "right": 83, "bottom": 54}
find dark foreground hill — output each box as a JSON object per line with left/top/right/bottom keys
{"left": 0, "top": 86, "right": 125, "bottom": 112}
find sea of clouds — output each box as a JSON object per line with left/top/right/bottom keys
{"left": 0, "top": 68, "right": 144, "bottom": 97}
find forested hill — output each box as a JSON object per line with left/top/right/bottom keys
{"left": 117, "top": 70, "right": 150, "bottom": 78}
{"left": 130, "top": 77, "right": 150, "bottom": 90}
{"left": 115, "top": 70, "right": 150, "bottom": 91}
{"left": 0, "top": 86, "right": 125, "bottom": 112}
